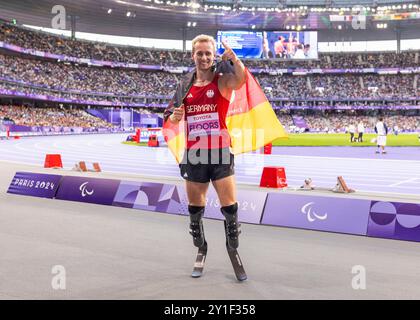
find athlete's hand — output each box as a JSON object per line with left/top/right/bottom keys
{"left": 221, "top": 41, "right": 239, "bottom": 64}
{"left": 170, "top": 104, "right": 184, "bottom": 123}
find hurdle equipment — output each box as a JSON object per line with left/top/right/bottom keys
{"left": 259, "top": 166, "right": 288, "bottom": 188}
{"left": 44, "top": 154, "right": 63, "bottom": 169}
{"left": 135, "top": 128, "right": 140, "bottom": 143}
{"left": 332, "top": 176, "right": 355, "bottom": 193}
{"left": 263, "top": 143, "right": 272, "bottom": 155}
{"left": 148, "top": 134, "right": 159, "bottom": 147}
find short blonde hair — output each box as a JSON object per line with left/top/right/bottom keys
{"left": 191, "top": 34, "right": 216, "bottom": 54}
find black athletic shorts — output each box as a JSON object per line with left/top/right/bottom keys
{"left": 179, "top": 148, "right": 235, "bottom": 183}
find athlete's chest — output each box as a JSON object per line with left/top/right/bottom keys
{"left": 184, "top": 83, "right": 220, "bottom": 114}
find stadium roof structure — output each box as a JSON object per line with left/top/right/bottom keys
{"left": 0, "top": 0, "right": 419, "bottom": 40}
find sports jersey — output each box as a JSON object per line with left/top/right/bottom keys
{"left": 183, "top": 74, "right": 231, "bottom": 150}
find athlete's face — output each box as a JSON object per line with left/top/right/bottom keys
{"left": 192, "top": 41, "right": 215, "bottom": 71}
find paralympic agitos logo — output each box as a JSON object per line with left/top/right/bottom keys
{"left": 79, "top": 182, "right": 94, "bottom": 197}
{"left": 301, "top": 202, "right": 328, "bottom": 222}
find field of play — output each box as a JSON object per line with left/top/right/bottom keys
{"left": 272, "top": 133, "right": 420, "bottom": 147}
{"left": 123, "top": 133, "right": 420, "bottom": 147}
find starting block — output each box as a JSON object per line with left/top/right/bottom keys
{"left": 300, "top": 178, "right": 315, "bottom": 190}
{"left": 259, "top": 166, "right": 288, "bottom": 188}
{"left": 332, "top": 176, "right": 355, "bottom": 193}
{"left": 44, "top": 154, "right": 63, "bottom": 169}
{"left": 72, "top": 161, "right": 102, "bottom": 172}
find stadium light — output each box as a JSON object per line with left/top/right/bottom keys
{"left": 113, "top": 0, "right": 420, "bottom": 14}
{"left": 191, "top": 3, "right": 200, "bottom": 9}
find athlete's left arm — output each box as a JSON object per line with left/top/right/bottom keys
{"left": 219, "top": 41, "right": 246, "bottom": 93}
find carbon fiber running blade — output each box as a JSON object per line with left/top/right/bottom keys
{"left": 192, "top": 241, "right": 207, "bottom": 278}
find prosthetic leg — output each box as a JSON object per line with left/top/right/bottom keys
{"left": 188, "top": 205, "right": 206, "bottom": 248}
{"left": 221, "top": 203, "right": 247, "bottom": 281}
{"left": 221, "top": 203, "right": 241, "bottom": 249}
{"left": 189, "top": 205, "right": 207, "bottom": 278}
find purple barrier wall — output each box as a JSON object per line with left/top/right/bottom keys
{"left": 292, "top": 116, "right": 308, "bottom": 129}
{"left": 7, "top": 171, "right": 420, "bottom": 244}
{"left": 113, "top": 180, "right": 267, "bottom": 224}
{"left": 7, "top": 124, "right": 123, "bottom": 134}
{"left": 133, "top": 112, "right": 141, "bottom": 127}
{"left": 261, "top": 193, "right": 371, "bottom": 235}
{"left": 55, "top": 176, "right": 121, "bottom": 205}
{"left": 201, "top": 188, "right": 267, "bottom": 224}
{"left": 86, "top": 109, "right": 108, "bottom": 121}
{"left": 9, "top": 124, "right": 34, "bottom": 132}
{"left": 113, "top": 181, "right": 187, "bottom": 215}
{"left": 367, "top": 201, "right": 420, "bottom": 242}
{"left": 7, "top": 172, "right": 62, "bottom": 198}
{"left": 139, "top": 114, "right": 159, "bottom": 128}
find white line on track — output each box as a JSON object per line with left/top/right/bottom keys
{"left": 389, "top": 177, "right": 420, "bottom": 187}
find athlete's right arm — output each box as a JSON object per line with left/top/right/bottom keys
{"left": 169, "top": 104, "right": 185, "bottom": 124}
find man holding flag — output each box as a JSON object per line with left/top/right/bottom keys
{"left": 163, "top": 34, "right": 287, "bottom": 280}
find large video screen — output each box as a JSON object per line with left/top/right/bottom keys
{"left": 216, "top": 30, "right": 318, "bottom": 60}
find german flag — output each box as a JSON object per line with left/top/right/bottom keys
{"left": 163, "top": 68, "right": 288, "bottom": 163}
{"left": 162, "top": 114, "right": 187, "bottom": 164}
{"left": 226, "top": 68, "right": 288, "bottom": 154}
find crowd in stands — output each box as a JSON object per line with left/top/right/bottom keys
{"left": 0, "top": 22, "right": 420, "bottom": 136}
{"left": 1, "top": 53, "right": 418, "bottom": 102}
{"left": 274, "top": 110, "right": 295, "bottom": 129}
{"left": 256, "top": 74, "right": 418, "bottom": 99}
{"left": 0, "top": 54, "right": 177, "bottom": 96}
{"left": 0, "top": 24, "right": 188, "bottom": 66}
{"left": 1, "top": 23, "right": 419, "bottom": 69}
{"left": 0, "top": 105, "right": 115, "bottom": 129}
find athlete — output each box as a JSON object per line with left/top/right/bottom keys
{"left": 375, "top": 117, "right": 388, "bottom": 154}
{"left": 163, "top": 34, "right": 246, "bottom": 278}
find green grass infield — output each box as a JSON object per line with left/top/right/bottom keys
{"left": 122, "top": 134, "right": 420, "bottom": 147}
{"left": 272, "top": 133, "right": 420, "bottom": 147}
